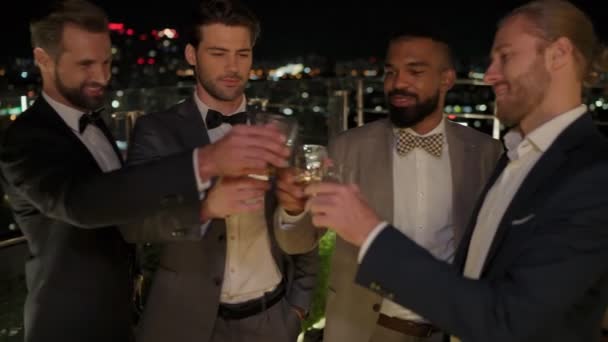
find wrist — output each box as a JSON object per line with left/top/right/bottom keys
{"left": 196, "top": 146, "right": 218, "bottom": 181}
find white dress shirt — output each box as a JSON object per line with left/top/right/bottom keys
{"left": 379, "top": 118, "right": 455, "bottom": 322}
{"left": 463, "top": 104, "right": 587, "bottom": 279}
{"left": 192, "top": 92, "right": 282, "bottom": 304}
{"left": 43, "top": 92, "right": 121, "bottom": 173}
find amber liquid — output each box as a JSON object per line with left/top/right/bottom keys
{"left": 294, "top": 168, "right": 324, "bottom": 186}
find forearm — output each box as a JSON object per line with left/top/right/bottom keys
{"left": 119, "top": 200, "right": 203, "bottom": 243}
{"left": 356, "top": 225, "right": 608, "bottom": 342}
{"left": 273, "top": 207, "right": 323, "bottom": 254}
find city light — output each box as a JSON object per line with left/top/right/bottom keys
{"left": 283, "top": 108, "right": 294, "bottom": 115}
{"left": 108, "top": 23, "right": 124, "bottom": 31}
{"left": 468, "top": 71, "right": 485, "bottom": 80}
{"left": 366, "top": 87, "right": 374, "bottom": 94}
{"left": 20, "top": 72, "right": 28, "bottom": 79}
{"left": 111, "top": 100, "right": 120, "bottom": 109}
{"left": 313, "top": 106, "right": 321, "bottom": 112}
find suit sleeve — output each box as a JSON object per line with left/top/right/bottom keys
{"left": 120, "top": 115, "right": 203, "bottom": 242}
{"left": 356, "top": 163, "right": 608, "bottom": 342}
{"left": 285, "top": 246, "right": 320, "bottom": 314}
{"left": 273, "top": 134, "right": 347, "bottom": 255}
{"left": 0, "top": 120, "right": 200, "bottom": 229}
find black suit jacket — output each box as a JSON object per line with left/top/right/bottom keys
{"left": 356, "top": 114, "right": 608, "bottom": 342}
{"left": 0, "top": 97, "right": 200, "bottom": 342}
{"left": 122, "top": 98, "right": 318, "bottom": 342}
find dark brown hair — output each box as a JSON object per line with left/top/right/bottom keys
{"left": 185, "top": 0, "right": 261, "bottom": 48}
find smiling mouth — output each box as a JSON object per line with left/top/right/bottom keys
{"left": 493, "top": 83, "right": 510, "bottom": 99}
{"left": 390, "top": 95, "right": 417, "bottom": 107}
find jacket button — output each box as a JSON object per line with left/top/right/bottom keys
{"left": 213, "top": 277, "right": 222, "bottom": 286}
{"left": 372, "top": 303, "right": 381, "bottom": 312}
{"left": 218, "top": 234, "right": 225, "bottom": 241}
{"left": 171, "top": 230, "right": 184, "bottom": 237}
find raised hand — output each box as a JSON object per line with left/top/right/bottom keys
{"left": 304, "top": 182, "right": 381, "bottom": 246}
{"left": 201, "top": 176, "right": 270, "bottom": 221}
{"left": 276, "top": 167, "right": 307, "bottom": 215}
{"left": 196, "top": 124, "right": 290, "bottom": 180}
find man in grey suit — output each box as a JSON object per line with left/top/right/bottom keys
{"left": 121, "top": 1, "right": 317, "bottom": 341}
{"left": 277, "top": 29, "right": 502, "bottom": 342}
{"left": 306, "top": 1, "right": 608, "bottom": 341}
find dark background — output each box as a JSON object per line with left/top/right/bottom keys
{"left": 2, "top": 0, "right": 607, "bottom": 63}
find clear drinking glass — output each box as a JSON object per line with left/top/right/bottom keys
{"left": 293, "top": 144, "right": 329, "bottom": 185}
{"left": 250, "top": 111, "right": 299, "bottom": 180}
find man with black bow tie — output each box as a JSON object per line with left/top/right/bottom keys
{"left": 0, "top": 1, "right": 289, "bottom": 342}
{"left": 122, "top": 1, "right": 317, "bottom": 341}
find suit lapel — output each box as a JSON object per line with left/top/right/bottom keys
{"left": 362, "top": 120, "right": 394, "bottom": 222}
{"left": 454, "top": 152, "right": 508, "bottom": 271}
{"left": 175, "top": 98, "right": 211, "bottom": 149}
{"left": 479, "top": 115, "right": 594, "bottom": 275}
{"left": 96, "top": 116, "right": 124, "bottom": 166}
{"left": 35, "top": 97, "right": 104, "bottom": 171}
{"left": 445, "top": 121, "right": 476, "bottom": 245}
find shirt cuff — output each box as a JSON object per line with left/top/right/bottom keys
{"left": 193, "top": 149, "right": 211, "bottom": 194}
{"left": 200, "top": 220, "right": 212, "bottom": 237}
{"left": 278, "top": 207, "right": 307, "bottom": 230}
{"left": 357, "top": 221, "right": 389, "bottom": 263}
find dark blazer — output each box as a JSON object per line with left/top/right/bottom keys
{"left": 356, "top": 114, "right": 608, "bottom": 342}
{"left": 122, "top": 98, "right": 318, "bottom": 342}
{"left": 0, "top": 97, "right": 200, "bottom": 342}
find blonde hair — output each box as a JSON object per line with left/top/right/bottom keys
{"left": 501, "top": 0, "right": 608, "bottom": 87}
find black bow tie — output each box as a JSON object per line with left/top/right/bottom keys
{"left": 78, "top": 109, "right": 104, "bottom": 134}
{"left": 205, "top": 109, "right": 248, "bottom": 129}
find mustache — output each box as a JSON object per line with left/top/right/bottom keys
{"left": 220, "top": 73, "right": 244, "bottom": 81}
{"left": 81, "top": 82, "right": 108, "bottom": 89}
{"left": 388, "top": 90, "right": 418, "bottom": 100}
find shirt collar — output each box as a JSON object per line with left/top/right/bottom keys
{"left": 505, "top": 104, "right": 587, "bottom": 161}
{"left": 193, "top": 91, "right": 247, "bottom": 123}
{"left": 42, "top": 92, "right": 87, "bottom": 133}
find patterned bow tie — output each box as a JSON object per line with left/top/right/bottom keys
{"left": 395, "top": 130, "right": 444, "bottom": 157}
{"left": 78, "top": 108, "right": 104, "bottom": 134}
{"left": 205, "top": 109, "right": 248, "bottom": 129}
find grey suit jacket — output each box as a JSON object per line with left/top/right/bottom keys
{"left": 121, "top": 98, "right": 318, "bottom": 342}
{"left": 321, "top": 119, "right": 503, "bottom": 342}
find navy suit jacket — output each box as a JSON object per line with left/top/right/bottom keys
{"left": 357, "top": 114, "right": 608, "bottom": 342}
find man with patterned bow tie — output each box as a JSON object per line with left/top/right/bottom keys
{"left": 306, "top": 1, "right": 608, "bottom": 342}
{"left": 121, "top": 1, "right": 317, "bottom": 341}
{"left": 276, "top": 27, "right": 502, "bottom": 342}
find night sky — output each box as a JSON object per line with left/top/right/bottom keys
{"left": 2, "top": 0, "right": 607, "bottom": 62}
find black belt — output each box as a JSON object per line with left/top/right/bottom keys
{"left": 377, "top": 314, "right": 439, "bottom": 337}
{"left": 218, "top": 280, "right": 285, "bottom": 320}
